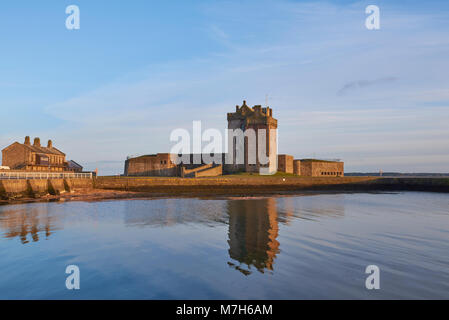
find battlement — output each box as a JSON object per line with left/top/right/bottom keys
{"left": 227, "top": 100, "right": 277, "bottom": 127}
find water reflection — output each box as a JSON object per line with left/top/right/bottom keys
{"left": 227, "top": 198, "right": 281, "bottom": 275}
{"left": 225, "top": 195, "right": 345, "bottom": 275}
{"left": 0, "top": 204, "right": 59, "bottom": 244}
{"left": 2, "top": 193, "right": 447, "bottom": 299}
{"left": 0, "top": 196, "right": 344, "bottom": 275}
{"left": 124, "top": 199, "right": 229, "bottom": 227}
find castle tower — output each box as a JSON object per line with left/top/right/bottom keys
{"left": 226, "top": 100, "right": 278, "bottom": 174}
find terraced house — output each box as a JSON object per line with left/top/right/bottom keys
{"left": 2, "top": 136, "right": 68, "bottom": 172}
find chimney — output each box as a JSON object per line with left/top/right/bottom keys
{"left": 24, "top": 136, "right": 31, "bottom": 145}
{"left": 33, "top": 137, "right": 41, "bottom": 147}
{"left": 47, "top": 140, "right": 53, "bottom": 148}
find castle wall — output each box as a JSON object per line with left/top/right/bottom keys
{"left": 293, "top": 160, "right": 301, "bottom": 175}
{"left": 125, "top": 153, "right": 178, "bottom": 177}
{"left": 278, "top": 155, "right": 293, "bottom": 174}
{"left": 194, "top": 164, "right": 223, "bottom": 178}
{"left": 300, "top": 161, "right": 344, "bottom": 177}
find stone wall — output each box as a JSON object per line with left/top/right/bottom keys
{"left": 278, "top": 155, "right": 293, "bottom": 174}
{"left": 1, "top": 144, "right": 28, "bottom": 169}
{"left": 0, "top": 178, "right": 92, "bottom": 199}
{"left": 95, "top": 175, "right": 371, "bottom": 190}
{"left": 125, "top": 153, "right": 178, "bottom": 177}
{"left": 194, "top": 164, "right": 223, "bottom": 178}
{"left": 48, "top": 179, "right": 66, "bottom": 195}
{"left": 0, "top": 180, "right": 29, "bottom": 198}
{"left": 28, "top": 180, "right": 49, "bottom": 197}
{"left": 300, "top": 160, "right": 344, "bottom": 177}
{"left": 66, "top": 178, "right": 93, "bottom": 189}
{"left": 93, "top": 176, "right": 449, "bottom": 194}
{"left": 293, "top": 160, "right": 301, "bottom": 175}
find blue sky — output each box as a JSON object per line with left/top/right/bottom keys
{"left": 1, "top": 0, "right": 449, "bottom": 174}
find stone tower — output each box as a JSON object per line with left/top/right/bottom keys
{"left": 226, "top": 100, "right": 278, "bottom": 174}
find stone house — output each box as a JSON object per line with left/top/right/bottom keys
{"left": 1, "top": 136, "right": 67, "bottom": 172}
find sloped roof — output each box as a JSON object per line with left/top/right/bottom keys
{"left": 23, "top": 144, "right": 65, "bottom": 156}
{"left": 68, "top": 160, "right": 83, "bottom": 169}
{"left": 2, "top": 141, "right": 65, "bottom": 156}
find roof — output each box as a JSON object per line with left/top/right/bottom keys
{"left": 24, "top": 144, "right": 65, "bottom": 156}
{"left": 299, "top": 159, "right": 342, "bottom": 163}
{"left": 2, "top": 142, "right": 65, "bottom": 156}
{"left": 68, "top": 160, "right": 83, "bottom": 169}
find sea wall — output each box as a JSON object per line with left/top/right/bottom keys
{"left": 94, "top": 176, "right": 449, "bottom": 195}
{"left": 0, "top": 178, "right": 93, "bottom": 200}
{"left": 0, "top": 180, "right": 29, "bottom": 199}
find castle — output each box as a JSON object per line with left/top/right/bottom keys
{"left": 125, "top": 101, "right": 344, "bottom": 177}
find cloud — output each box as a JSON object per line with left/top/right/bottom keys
{"left": 337, "top": 77, "right": 398, "bottom": 96}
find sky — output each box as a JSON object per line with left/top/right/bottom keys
{"left": 1, "top": 0, "right": 449, "bottom": 175}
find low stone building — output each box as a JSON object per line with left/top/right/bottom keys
{"left": 2, "top": 137, "right": 68, "bottom": 172}
{"left": 124, "top": 153, "right": 224, "bottom": 177}
{"left": 124, "top": 153, "right": 178, "bottom": 177}
{"left": 299, "top": 159, "right": 344, "bottom": 177}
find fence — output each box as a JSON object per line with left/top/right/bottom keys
{"left": 0, "top": 171, "right": 92, "bottom": 180}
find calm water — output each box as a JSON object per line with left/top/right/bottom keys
{"left": 0, "top": 192, "right": 448, "bottom": 299}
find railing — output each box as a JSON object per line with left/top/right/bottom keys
{"left": 0, "top": 172, "right": 92, "bottom": 180}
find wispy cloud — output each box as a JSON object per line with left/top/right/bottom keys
{"left": 337, "top": 77, "right": 398, "bottom": 96}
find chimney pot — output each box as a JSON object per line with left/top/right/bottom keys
{"left": 33, "top": 137, "right": 41, "bottom": 147}
{"left": 24, "top": 136, "right": 31, "bottom": 145}
{"left": 47, "top": 140, "right": 53, "bottom": 148}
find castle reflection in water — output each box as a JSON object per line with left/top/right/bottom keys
{"left": 0, "top": 196, "right": 344, "bottom": 275}
{"left": 227, "top": 199, "right": 282, "bottom": 275}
